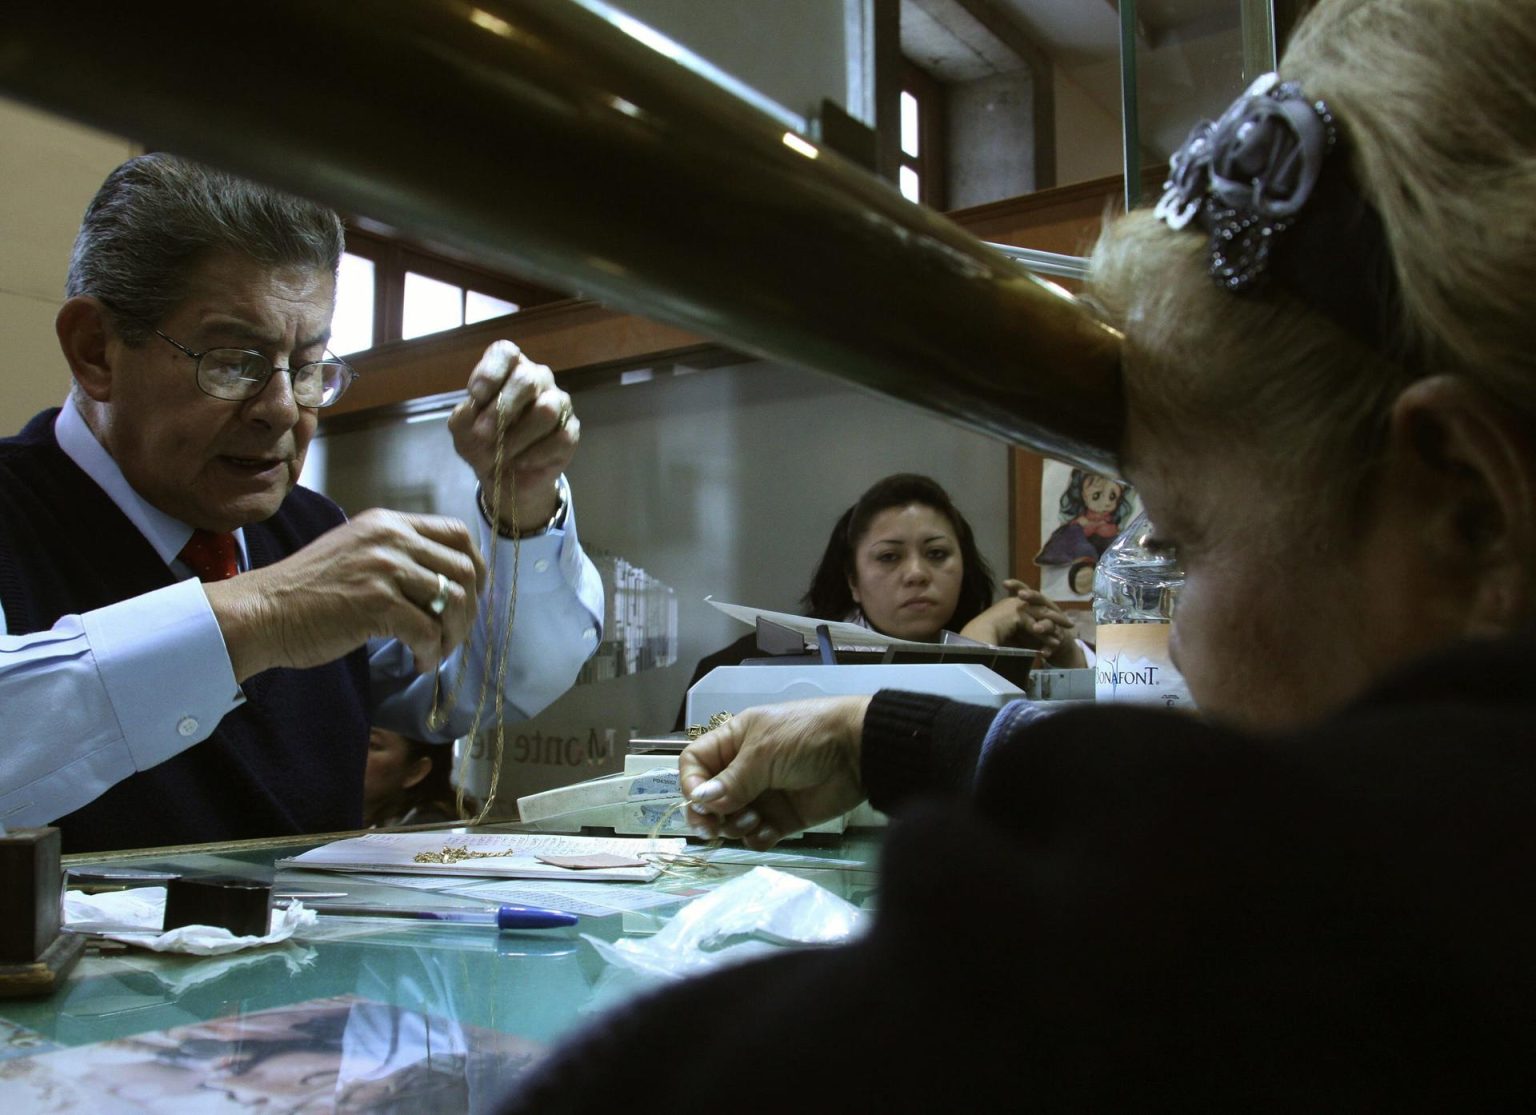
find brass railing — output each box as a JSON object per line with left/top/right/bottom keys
{"left": 1, "top": 0, "right": 1123, "bottom": 472}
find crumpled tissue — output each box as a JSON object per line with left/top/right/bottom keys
{"left": 111, "top": 940, "right": 319, "bottom": 995}
{"left": 586, "top": 866, "right": 866, "bottom": 980}
{"left": 63, "top": 886, "right": 316, "bottom": 955}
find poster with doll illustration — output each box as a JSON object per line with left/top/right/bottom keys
{"left": 1035, "top": 461, "right": 1139, "bottom": 602}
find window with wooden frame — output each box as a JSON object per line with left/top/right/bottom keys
{"left": 332, "top": 223, "right": 568, "bottom": 356}
{"left": 899, "top": 61, "right": 947, "bottom": 210}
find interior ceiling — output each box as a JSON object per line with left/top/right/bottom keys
{"left": 901, "top": 0, "right": 1242, "bottom": 72}
{"left": 994, "top": 0, "right": 1123, "bottom": 65}
{"left": 901, "top": 0, "right": 1119, "bottom": 78}
{"left": 901, "top": 0, "right": 1245, "bottom": 159}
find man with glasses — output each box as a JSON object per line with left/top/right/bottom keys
{"left": 0, "top": 154, "right": 604, "bottom": 851}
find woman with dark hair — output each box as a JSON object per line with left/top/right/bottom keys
{"left": 799, "top": 473, "right": 1082, "bottom": 660}
{"left": 801, "top": 473, "right": 993, "bottom": 635}
{"left": 675, "top": 473, "right": 1082, "bottom": 729}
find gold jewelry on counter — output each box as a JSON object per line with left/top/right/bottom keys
{"left": 683, "top": 711, "right": 734, "bottom": 741}
{"left": 641, "top": 798, "right": 722, "bottom": 878}
{"left": 412, "top": 844, "right": 519, "bottom": 865}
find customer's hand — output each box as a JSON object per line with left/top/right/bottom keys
{"left": 205, "top": 509, "right": 485, "bottom": 682}
{"left": 680, "top": 696, "right": 872, "bottom": 849}
{"left": 960, "top": 579, "right": 1086, "bottom": 667}
{"left": 448, "top": 341, "right": 577, "bottom": 533}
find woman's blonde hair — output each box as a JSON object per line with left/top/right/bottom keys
{"left": 1088, "top": 0, "right": 1536, "bottom": 515}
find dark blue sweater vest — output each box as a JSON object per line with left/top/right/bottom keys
{"left": 0, "top": 409, "right": 370, "bottom": 852}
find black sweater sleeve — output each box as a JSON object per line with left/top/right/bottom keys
{"left": 860, "top": 689, "right": 999, "bottom": 811}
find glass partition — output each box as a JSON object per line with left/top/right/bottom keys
{"left": 911, "top": 2, "right": 1279, "bottom": 268}
{"left": 1, "top": 0, "right": 1127, "bottom": 860}
{"left": 1119, "top": 0, "right": 1277, "bottom": 208}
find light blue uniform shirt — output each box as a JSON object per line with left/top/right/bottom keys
{"left": 0, "top": 398, "right": 603, "bottom": 829}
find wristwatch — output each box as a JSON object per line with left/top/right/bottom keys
{"left": 478, "top": 480, "right": 568, "bottom": 539}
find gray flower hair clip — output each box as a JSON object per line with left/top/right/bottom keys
{"left": 1154, "top": 73, "right": 1338, "bottom": 292}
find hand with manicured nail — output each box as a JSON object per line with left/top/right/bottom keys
{"left": 679, "top": 696, "right": 871, "bottom": 850}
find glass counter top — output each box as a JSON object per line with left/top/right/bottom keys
{"left": 0, "top": 828, "right": 880, "bottom": 1110}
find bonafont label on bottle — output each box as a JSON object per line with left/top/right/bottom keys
{"left": 1094, "top": 622, "right": 1194, "bottom": 710}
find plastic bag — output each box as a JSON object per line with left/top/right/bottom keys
{"left": 585, "top": 866, "right": 866, "bottom": 980}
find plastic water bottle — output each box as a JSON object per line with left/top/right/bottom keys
{"left": 1092, "top": 509, "right": 1194, "bottom": 711}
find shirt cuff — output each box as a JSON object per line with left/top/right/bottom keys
{"left": 82, "top": 579, "right": 244, "bottom": 771}
{"left": 470, "top": 475, "right": 589, "bottom": 596}
{"left": 476, "top": 475, "right": 570, "bottom": 539}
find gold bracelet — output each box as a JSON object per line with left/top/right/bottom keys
{"left": 478, "top": 484, "right": 566, "bottom": 539}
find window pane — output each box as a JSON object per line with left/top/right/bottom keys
{"left": 403, "top": 271, "right": 464, "bottom": 339}
{"left": 465, "top": 290, "right": 519, "bottom": 324}
{"left": 331, "top": 252, "right": 375, "bottom": 355}
{"left": 900, "top": 90, "right": 920, "bottom": 157}
{"left": 899, "top": 165, "right": 921, "bottom": 202}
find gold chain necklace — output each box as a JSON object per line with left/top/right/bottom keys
{"left": 427, "top": 395, "right": 519, "bottom": 825}
{"left": 413, "top": 843, "right": 514, "bottom": 865}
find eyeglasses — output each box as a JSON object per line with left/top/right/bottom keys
{"left": 154, "top": 330, "right": 358, "bottom": 409}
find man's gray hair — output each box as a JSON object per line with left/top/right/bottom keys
{"left": 65, "top": 153, "right": 345, "bottom": 344}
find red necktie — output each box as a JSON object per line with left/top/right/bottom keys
{"left": 179, "top": 529, "right": 239, "bottom": 582}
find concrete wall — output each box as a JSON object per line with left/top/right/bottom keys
{"left": 946, "top": 68, "right": 1037, "bottom": 207}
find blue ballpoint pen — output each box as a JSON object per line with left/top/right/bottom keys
{"left": 300, "top": 902, "right": 578, "bottom": 929}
